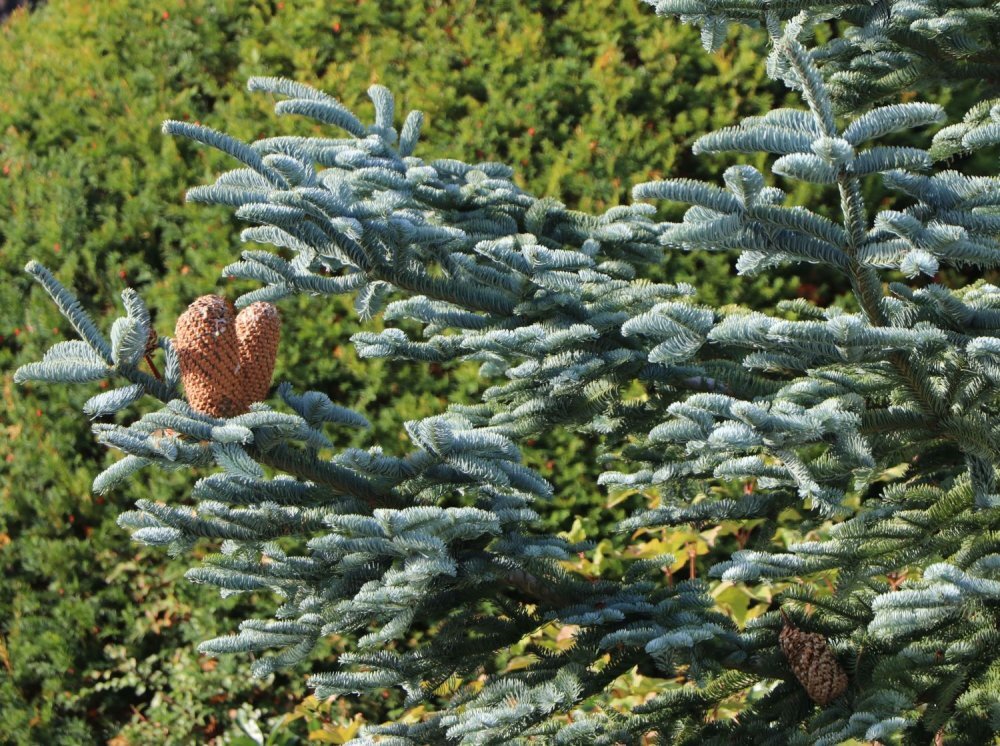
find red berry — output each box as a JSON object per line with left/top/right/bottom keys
{"left": 332, "top": 21, "right": 341, "bottom": 32}
{"left": 527, "top": 127, "right": 536, "bottom": 136}
{"left": 161, "top": 10, "right": 169, "bottom": 20}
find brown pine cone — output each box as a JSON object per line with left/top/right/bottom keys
{"left": 235, "top": 301, "right": 281, "bottom": 406}
{"left": 174, "top": 296, "right": 244, "bottom": 418}
{"left": 173, "top": 296, "right": 281, "bottom": 418}
{"left": 779, "top": 622, "right": 848, "bottom": 705}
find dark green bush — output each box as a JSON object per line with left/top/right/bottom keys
{"left": 1, "top": 0, "right": 791, "bottom": 741}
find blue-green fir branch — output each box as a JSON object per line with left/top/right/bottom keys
{"left": 21, "top": 261, "right": 112, "bottom": 362}
{"left": 645, "top": 0, "right": 1000, "bottom": 116}
{"left": 16, "top": 263, "right": 176, "bottom": 405}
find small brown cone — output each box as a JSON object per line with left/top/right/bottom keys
{"left": 779, "top": 621, "right": 848, "bottom": 705}
{"left": 174, "top": 296, "right": 243, "bottom": 418}
{"left": 174, "top": 296, "right": 280, "bottom": 418}
{"left": 235, "top": 301, "right": 281, "bottom": 406}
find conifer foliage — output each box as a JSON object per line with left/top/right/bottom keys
{"left": 15, "top": 0, "right": 1000, "bottom": 742}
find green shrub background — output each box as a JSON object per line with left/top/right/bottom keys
{"left": 0, "top": 0, "right": 799, "bottom": 742}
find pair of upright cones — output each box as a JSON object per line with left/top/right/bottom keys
{"left": 173, "top": 296, "right": 280, "bottom": 418}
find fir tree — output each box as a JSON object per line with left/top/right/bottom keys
{"left": 15, "top": 0, "right": 1000, "bottom": 742}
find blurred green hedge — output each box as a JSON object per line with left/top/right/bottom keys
{"left": 0, "top": 0, "right": 791, "bottom": 742}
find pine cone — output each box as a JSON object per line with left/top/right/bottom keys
{"left": 779, "top": 622, "right": 848, "bottom": 705}
{"left": 235, "top": 302, "right": 281, "bottom": 405}
{"left": 174, "top": 295, "right": 280, "bottom": 418}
